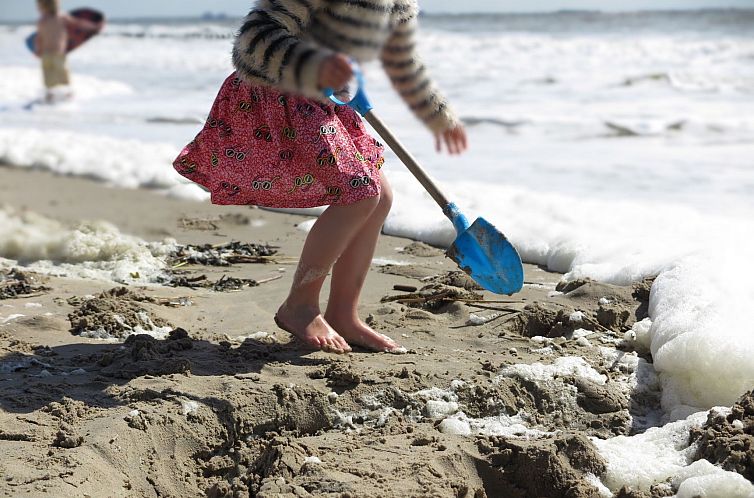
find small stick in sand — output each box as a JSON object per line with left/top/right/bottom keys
{"left": 393, "top": 284, "right": 418, "bottom": 292}
{"left": 463, "top": 303, "right": 520, "bottom": 314}
{"left": 255, "top": 275, "right": 283, "bottom": 285}
{"left": 455, "top": 298, "right": 525, "bottom": 304}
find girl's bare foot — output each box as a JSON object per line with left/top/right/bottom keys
{"left": 275, "top": 302, "right": 351, "bottom": 354}
{"left": 325, "top": 314, "right": 403, "bottom": 353}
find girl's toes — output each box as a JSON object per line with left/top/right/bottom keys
{"left": 377, "top": 334, "right": 400, "bottom": 351}
{"left": 318, "top": 338, "right": 337, "bottom": 352}
{"left": 335, "top": 336, "right": 352, "bottom": 353}
{"left": 313, "top": 336, "right": 324, "bottom": 346}
{"left": 327, "top": 338, "right": 347, "bottom": 354}
{"left": 319, "top": 336, "right": 336, "bottom": 352}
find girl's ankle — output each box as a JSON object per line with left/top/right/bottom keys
{"left": 324, "top": 309, "right": 359, "bottom": 323}
{"left": 279, "top": 299, "right": 319, "bottom": 314}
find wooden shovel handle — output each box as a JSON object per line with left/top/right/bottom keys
{"left": 364, "top": 110, "right": 450, "bottom": 210}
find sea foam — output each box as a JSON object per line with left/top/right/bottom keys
{"left": 592, "top": 408, "right": 754, "bottom": 496}
{"left": 2, "top": 126, "right": 753, "bottom": 421}
{"left": 0, "top": 128, "right": 208, "bottom": 201}
{"left": 385, "top": 170, "right": 754, "bottom": 419}
{"left": 1, "top": 15, "right": 753, "bottom": 496}
{"left": 0, "top": 205, "right": 174, "bottom": 283}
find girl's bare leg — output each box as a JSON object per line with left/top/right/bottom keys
{"left": 276, "top": 194, "right": 380, "bottom": 353}
{"left": 325, "top": 172, "right": 401, "bottom": 352}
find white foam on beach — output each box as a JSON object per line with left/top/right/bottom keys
{"left": 0, "top": 128, "right": 207, "bottom": 201}
{"left": 497, "top": 356, "right": 607, "bottom": 385}
{"left": 332, "top": 406, "right": 396, "bottom": 431}
{"left": 466, "top": 312, "right": 504, "bottom": 326}
{"left": 0, "top": 18, "right": 754, "bottom": 420}
{"left": 599, "top": 347, "right": 663, "bottom": 430}
{"left": 0, "top": 17, "right": 751, "bottom": 479}
{"left": 181, "top": 400, "right": 200, "bottom": 416}
{"left": 78, "top": 312, "right": 173, "bottom": 341}
{"left": 233, "top": 331, "right": 277, "bottom": 344}
{"left": 624, "top": 317, "right": 653, "bottom": 354}
{"left": 370, "top": 258, "right": 410, "bottom": 267}
{"left": 412, "top": 385, "right": 550, "bottom": 439}
{"left": 674, "top": 460, "right": 754, "bottom": 498}
{"left": 592, "top": 408, "right": 754, "bottom": 496}
{"left": 438, "top": 411, "right": 551, "bottom": 439}
{"left": 333, "top": 384, "right": 550, "bottom": 438}
{"left": 0, "top": 66, "right": 133, "bottom": 105}
{"left": 0, "top": 205, "right": 174, "bottom": 284}
{"left": 585, "top": 473, "right": 613, "bottom": 498}
{"left": 385, "top": 171, "right": 754, "bottom": 419}
{"left": 0, "top": 313, "right": 25, "bottom": 325}
{"left": 647, "top": 261, "right": 754, "bottom": 421}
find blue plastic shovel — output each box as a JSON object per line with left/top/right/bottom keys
{"left": 326, "top": 69, "right": 524, "bottom": 295}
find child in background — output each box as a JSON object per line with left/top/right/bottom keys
{"left": 174, "top": 0, "right": 467, "bottom": 354}
{"left": 35, "top": 0, "right": 71, "bottom": 102}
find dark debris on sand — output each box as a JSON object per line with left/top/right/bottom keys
{"left": 381, "top": 283, "right": 483, "bottom": 311}
{"left": 170, "top": 241, "right": 278, "bottom": 267}
{"left": 0, "top": 269, "right": 49, "bottom": 300}
{"left": 166, "top": 273, "right": 281, "bottom": 292}
{"left": 162, "top": 240, "right": 283, "bottom": 290}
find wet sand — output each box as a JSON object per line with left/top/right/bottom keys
{"left": 0, "top": 167, "right": 672, "bottom": 497}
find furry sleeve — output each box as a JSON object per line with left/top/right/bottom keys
{"left": 380, "top": 4, "right": 459, "bottom": 134}
{"left": 232, "top": 0, "right": 331, "bottom": 99}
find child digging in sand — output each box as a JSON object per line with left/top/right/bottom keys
{"left": 174, "top": 0, "right": 467, "bottom": 353}
{"left": 35, "top": 0, "right": 72, "bottom": 103}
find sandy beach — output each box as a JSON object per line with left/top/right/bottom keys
{"left": 4, "top": 166, "right": 749, "bottom": 498}
{"left": 2, "top": 7, "right": 754, "bottom": 496}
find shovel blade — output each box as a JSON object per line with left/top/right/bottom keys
{"left": 446, "top": 217, "right": 524, "bottom": 295}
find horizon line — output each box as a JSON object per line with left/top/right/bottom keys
{"left": 0, "top": 6, "right": 752, "bottom": 24}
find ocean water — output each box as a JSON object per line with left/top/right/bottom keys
{"left": 1, "top": 11, "right": 754, "bottom": 491}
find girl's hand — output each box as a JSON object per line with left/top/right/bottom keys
{"left": 318, "top": 54, "right": 353, "bottom": 91}
{"left": 435, "top": 125, "right": 468, "bottom": 155}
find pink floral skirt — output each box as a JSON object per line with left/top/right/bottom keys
{"left": 173, "top": 73, "right": 385, "bottom": 208}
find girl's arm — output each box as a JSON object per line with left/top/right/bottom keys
{"left": 232, "top": 0, "right": 332, "bottom": 99}
{"left": 380, "top": 9, "right": 460, "bottom": 136}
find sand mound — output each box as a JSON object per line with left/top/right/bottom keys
{"left": 68, "top": 287, "right": 172, "bottom": 340}
{"left": 379, "top": 263, "right": 440, "bottom": 280}
{"left": 511, "top": 277, "right": 650, "bottom": 338}
{"left": 476, "top": 432, "right": 606, "bottom": 497}
{"left": 98, "top": 328, "right": 193, "bottom": 378}
{"left": 509, "top": 302, "right": 581, "bottom": 337}
{"left": 426, "top": 270, "right": 484, "bottom": 291}
{"left": 400, "top": 241, "right": 443, "bottom": 257}
{"left": 691, "top": 390, "right": 754, "bottom": 483}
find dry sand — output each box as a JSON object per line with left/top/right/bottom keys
{"left": 0, "top": 167, "right": 739, "bottom": 497}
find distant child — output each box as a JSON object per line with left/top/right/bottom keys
{"left": 174, "top": 0, "right": 467, "bottom": 353}
{"left": 35, "top": 0, "right": 71, "bottom": 102}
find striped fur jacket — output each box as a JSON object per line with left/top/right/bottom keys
{"left": 232, "top": 0, "right": 458, "bottom": 133}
